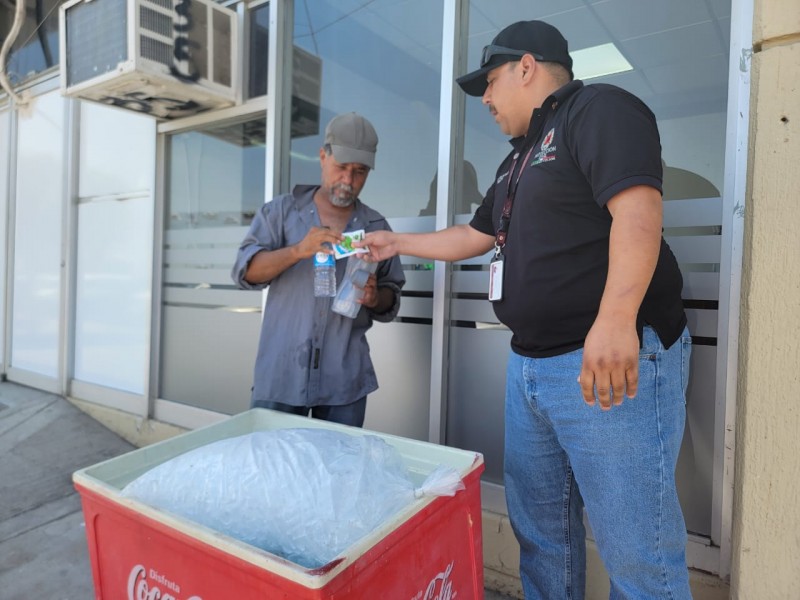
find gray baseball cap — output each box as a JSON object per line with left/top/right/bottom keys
{"left": 324, "top": 112, "right": 379, "bottom": 170}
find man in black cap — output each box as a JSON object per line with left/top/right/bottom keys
{"left": 360, "top": 20, "right": 692, "bottom": 599}
{"left": 232, "top": 112, "right": 405, "bottom": 428}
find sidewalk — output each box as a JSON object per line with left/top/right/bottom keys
{"left": 0, "top": 381, "right": 515, "bottom": 600}
{"left": 0, "top": 382, "right": 134, "bottom": 599}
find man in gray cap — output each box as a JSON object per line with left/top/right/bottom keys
{"left": 360, "top": 20, "right": 692, "bottom": 599}
{"left": 232, "top": 112, "right": 405, "bottom": 427}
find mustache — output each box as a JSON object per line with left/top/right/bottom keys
{"left": 332, "top": 183, "right": 355, "bottom": 195}
{"left": 329, "top": 183, "right": 356, "bottom": 207}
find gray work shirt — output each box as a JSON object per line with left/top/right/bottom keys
{"left": 231, "top": 185, "right": 405, "bottom": 407}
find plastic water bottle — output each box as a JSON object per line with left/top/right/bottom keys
{"left": 313, "top": 249, "right": 336, "bottom": 297}
{"left": 332, "top": 257, "right": 378, "bottom": 318}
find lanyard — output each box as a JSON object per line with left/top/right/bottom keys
{"left": 494, "top": 143, "right": 535, "bottom": 257}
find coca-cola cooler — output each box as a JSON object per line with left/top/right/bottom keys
{"left": 73, "top": 409, "right": 485, "bottom": 599}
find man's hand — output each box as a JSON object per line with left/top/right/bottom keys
{"left": 358, "top": 225, "right": 495, "bottom": 263}
{"left": 578, "top": 185, "right": 662, "bottom": 410}
{"left": 356, "top": 230, "right": 400, "bottom": 262}
{"left": 358, "top": 274, "right": 379, "bottom": 308}
{"left": 296, "top": 226, "right": 343, "bottom": 259}
{"left": 244, "top": 226, "right": 343, "bottom": 285}
{"left": 579, "top": 317, "right": 639, "bottom": 410}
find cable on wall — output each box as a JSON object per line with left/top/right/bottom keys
{"left": 0, "top": 0, "right": 29, "bottom": 105}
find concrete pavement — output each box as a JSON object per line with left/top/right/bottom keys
{"left": 0, "top": 382, "right": 134, "bottom": 599}
{"left": 0, "top": 381, "right": 515, "bottom": 600}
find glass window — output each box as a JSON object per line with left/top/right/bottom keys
{"left": 290, "top": 0, "right": 442, "bottom": 219}
{"left": 1, "top": 0, "right": 66, "bottom": 85}
{"left": 247, "top": 2, "right": 323, "bottom": 138}
{"left": 159, "top": 116, "right": 266, "bottom": 412}
{"left": 287, "top": 1, "right": 444, "bottom": 441}
{"left": 453, "top": 0, "right": 731, "bottom": 539}
{"left": 247, "top": 3, "right": 270, "bottom": 99}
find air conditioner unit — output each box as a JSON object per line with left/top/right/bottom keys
{"left": 59, "top": 0, "right": 238, "bottom": 119}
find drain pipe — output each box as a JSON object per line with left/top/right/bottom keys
{"left": 0, "top": 0, "right": 28, "bottom": 105}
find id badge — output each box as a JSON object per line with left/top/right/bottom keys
{"left": 488, "top": 257, "right": 504, "bottom": 302}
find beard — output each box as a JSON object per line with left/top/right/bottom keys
{"left": 328, "top": 183, "right": 356, "bottom": 207}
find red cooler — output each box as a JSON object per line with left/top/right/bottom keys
{"left": 73, "top": 409, "right": 485, "bottom": 599}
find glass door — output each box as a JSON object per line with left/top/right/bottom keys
{"left": 158, "top": 114, "right": 266, "bottom": 414}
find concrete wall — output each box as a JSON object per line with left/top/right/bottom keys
{"left": 730, "top": 1, "right": 800, "bottom": 598}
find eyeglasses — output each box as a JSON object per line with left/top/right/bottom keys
{"left": 480, "top": 45, "right": 543, "bottom": 68}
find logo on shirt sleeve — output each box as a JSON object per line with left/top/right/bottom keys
{"left": 531, "top": 128, "right": 557, "bottom": 165}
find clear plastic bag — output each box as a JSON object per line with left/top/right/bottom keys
{"left": 332, "top": 255, "right": 378, "bottom": 318}
{"left": 120, "top": 428, "right": 463, "bottom": 569}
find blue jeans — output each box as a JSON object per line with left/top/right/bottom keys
{"left": 252, "top": 397, "right": 367, "bottom": 428}
{"left": 504, "top": 326, "right": 692, "bottom": 600}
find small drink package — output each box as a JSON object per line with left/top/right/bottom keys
{"left": 333, "top": 229, "right": 368, "bottom": 259}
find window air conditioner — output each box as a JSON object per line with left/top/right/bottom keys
{"left": 59, "top": 0, "right": 238, "bottom": 119}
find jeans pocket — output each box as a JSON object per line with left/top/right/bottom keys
{"left": 638, "top": 326, "right": 659, "bottom": 361}
{"left": 680, "top": 333, "right": 692, "bottom": 401}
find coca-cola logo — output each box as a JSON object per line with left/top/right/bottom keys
{"left": 411, "top": 560, "right": 456, "bottom": 600}
{"left": 127, "top": 564, "right": 203, "bottom": 600}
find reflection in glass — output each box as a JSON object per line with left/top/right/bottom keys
{"left": 291, "top": 0, "right": 443, "bottom": 219}
{"left": 247, "top": 3, "right": 270, "bottom": 99}
{"left": 167, "top": 118, "right": 266, "bottom": 229}
{"left": 1, "top": 0, "right": 63, "bottom": 84}
{"left": 248, "top": 3, "right": 322, "bottom": 138}
{"left": 418, "top": 160, "right": 485, "bottom": 217}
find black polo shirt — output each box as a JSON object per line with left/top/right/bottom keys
{"left": 470, "top": 81, "right": 687, "bottom": 358}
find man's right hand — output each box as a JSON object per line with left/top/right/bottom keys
{"left": 358, "top": 231, "right": 401, "bottom": 262}
{"left": 244, "top": 227, "right": 343, "bottom": 285}
{"left": 296, "top": 226, "right": 343, "bottom": 259}
{"left": 359, "top": 225, "right": 494, "bottom": 263}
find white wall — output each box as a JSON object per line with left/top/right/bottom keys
{"left": 11, "top": 91, "right": 65, "bottom": 379}
{"left": 73, "top": 102, "right": 156, "bottom": 394}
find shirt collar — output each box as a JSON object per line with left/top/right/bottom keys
{"left": 291, "top": 184, "right": 366, "bottom": 223}
{"left": 293, "top": 184, "right": 318, "bottom": 208}
{"left": 509, "top": 79, "right": 584, "bottom": 151}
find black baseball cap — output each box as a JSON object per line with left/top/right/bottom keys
{"left": 456, "top": 20, "right": 574, "bottom": 97}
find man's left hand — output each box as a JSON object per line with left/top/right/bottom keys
{"left": 358, "top": 274, "right": 379, "bottom": 309}
{"left": 579, "top": 318, "right": 639, "bottom": 410}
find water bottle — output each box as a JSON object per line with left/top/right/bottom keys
{"left": 332, "top": 256, "right": 378, "bottom": 318}
{"left": 313, "top": 249, "right": 337, "bottom": 297}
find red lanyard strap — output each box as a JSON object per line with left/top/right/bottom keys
{"left": 495, "top": 144, "right": 535, "bottom": 251}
